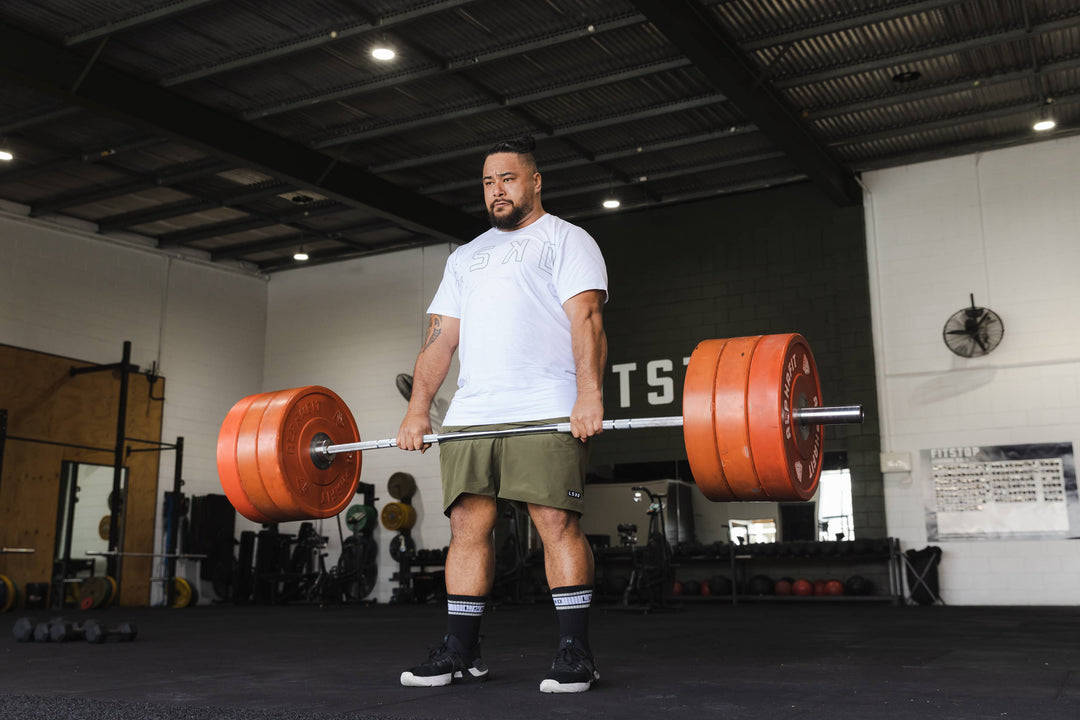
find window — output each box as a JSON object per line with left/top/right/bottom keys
{"left": 817, "top": 469, "right": 854, "bottom": 541}
{"left": 729, "top": 518, "right": 777, "bottom": 545}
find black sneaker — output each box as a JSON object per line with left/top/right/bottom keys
{"left": 400, "top": 635, "right": 488, "bottom": 687}
{"left": 539, "top": 636, "right": 599, "bottom": 693}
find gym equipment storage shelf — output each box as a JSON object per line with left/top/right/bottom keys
{"left": 670, "top": 537, "right": 904, "bottom": 605}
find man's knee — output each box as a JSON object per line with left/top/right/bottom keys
{"left": 528, "top": 504, "right": 583, "bottom": 542}
{"left": 449, "top": 493, "right": 498, "bottom": 542}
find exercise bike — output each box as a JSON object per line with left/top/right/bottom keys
{"left": 617, "top": 486, "right": 675, "bottom": 610}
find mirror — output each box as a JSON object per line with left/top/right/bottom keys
{"left": 54, "top": 461, "right": 128, "bottom": 580}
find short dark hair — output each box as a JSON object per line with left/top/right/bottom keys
{"left": 484, "top": 136, "right": 538, "bottom": 173}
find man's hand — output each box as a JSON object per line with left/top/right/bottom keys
{"left": 570, "top": 389, "right": 604, "bottom": 440}
{"left": 397, "top": 410, "right": 433, "bottom": 452}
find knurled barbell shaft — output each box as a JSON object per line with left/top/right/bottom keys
{"left": 315, "top": 404, "right": 863, "bottom": 459}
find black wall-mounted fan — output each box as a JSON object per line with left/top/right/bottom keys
{"left": 942, "top": 294, "right": 1004, "bottom": 358}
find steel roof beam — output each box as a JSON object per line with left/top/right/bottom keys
{"left": 312, "top": 58, "right": 695, "bottom": 149}
{"left": 0, "top": 22, "right": 482, "bottom": 243}
{"left": 64, "top": 0, "right": 219, "bottom": 46}
{"left": 830, "top": 92, "right": 1080, "bottom": 148}
{"left": 0, "top": 106, "right": 81, "bottom": 133}
{"left": 156, "top": 202, "right": 345, "bottom": 246}
{"left": 97, "top": 181, "right": 293, "bottom": 230}
{"left": 631, "top": 0, "right": 860, "bottom": 205}
{"left": 28, "top": 159, "right": 232, "bottom": 215}
{"left": 370, "top": 96, "right": 736, "bottom": 174}
{"left": 851, "top": 125, "right": 1080, "bottom": 172}
{"left": 421, "top": 125, "right": 761, "bottom": 195}
{"left": 561, "top": 172, "right": 809, "bottom": 222}
{"left": 243, "top": 13, "right": 646, "bottom": 119}
{"left": 211, "top": 220, "right": 398, "bottom": 260}
{"left": 163, "top": 0, "right": 482, "bottom": 87}
{"left": 257, "top": 237, "right": 443, "bottom": 273}
{"left": 0, "top": 157, "right": 78, "bottom": 184}
{"left": 464, "top": 151, "right": 787, "bottom": 211}
{"left": 774, "top": 12, "right": 1080, "bottom": 89}
{"left": 731, "top": 0, "right": 964, "bottom": 51}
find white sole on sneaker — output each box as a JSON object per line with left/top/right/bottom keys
{"left": 400, "top": 666, "right": 488, "bottom": 687}
{"left": 539, "top": 673, "right": 598, "bottom": 694}
{"left": 400, "top": 671, "right": 452, "bottom": 687}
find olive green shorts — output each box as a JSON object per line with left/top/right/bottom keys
{"left": 438, "top": 418, "right": 590, "bottom": 515}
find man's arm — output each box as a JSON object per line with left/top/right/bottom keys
{"left": 397, "top": 313, "right": 460, "bottom": 452}
{"left": 563, "top": 289, "right": 607, "bottom": 440}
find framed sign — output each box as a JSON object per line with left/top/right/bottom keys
{"left": 922, "top": 443, "right": 1078, "bottom": 541}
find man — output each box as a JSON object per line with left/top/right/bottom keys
{"left": 396, "top": 136, "right": 608, "bottom": 694}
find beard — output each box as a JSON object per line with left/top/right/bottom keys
{"left": 488, "top": 196, "right": 533, "bottom": 230}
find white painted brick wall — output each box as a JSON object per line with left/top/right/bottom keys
{"left": 0, "top": 206, "right": 269, "bottom": 604}
{"left": 263, "top": 245, "right": 457, "bottom": 602}
{"left": 865, "top": 134, "right": 1080, "bottom": 605}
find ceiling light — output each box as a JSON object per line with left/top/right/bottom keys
{"left": 293, "top": 248, "right": 309, "bottom": 261}
{"left": 0, "top": 150, "right": 12, "bottom": 162}
{"left": 372, "top": 46, "right": 395, "bottom": 61}
{"left": 602, "top": 199, "right": 620, "bottom": 209}
{"left": 1033, "top": 118, "right": 1056, "bottom": 132}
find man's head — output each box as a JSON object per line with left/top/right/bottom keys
{"left": 482, "top": 136, "right": 543, "bottom": 231}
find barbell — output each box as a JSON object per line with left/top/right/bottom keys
{"left": 217, "top": 333, "right": 863, "bottom": 524}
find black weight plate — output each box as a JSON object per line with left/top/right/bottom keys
{"left": 387, "top": 472, "right": 417, "bottom": 501}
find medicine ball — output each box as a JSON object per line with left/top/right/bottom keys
{"left": 707, "top": 575, "right": 733, "bottom": 596}
{"left": 792, "top": 579, "right": 813, "bottom": 596}
{"left": 845, "top": 575, "right": 872, "bottom": 596}
{"left": 671, "top": 580, "right": 683, "bottom": 596}
{"left": 774, "top": 578, "right": 793, "bottom": 596}
{"left": 813, "top": 579, "right": 827, "bottom": 596}
{"left": 824, "top": 579, "right": 845, "bottom": 596}
{"left": 747, "top": 575, "right": 774, "bottom": 596}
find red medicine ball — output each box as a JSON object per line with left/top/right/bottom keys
{"left": 774, "top": 579, "right": 793, "bottom": 596}
{"left": 824, "top": 579, "right": 845, "bottom": 596}
{"left": 792, "top": 579, "right": 813, "bottom": 596}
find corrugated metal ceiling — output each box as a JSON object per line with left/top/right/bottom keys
{"left": 0, "top": 0, "right": 1076, "bottom": 272}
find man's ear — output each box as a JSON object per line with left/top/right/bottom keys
{"left": 534, "top": 172, "right": 542, "bottom": 193}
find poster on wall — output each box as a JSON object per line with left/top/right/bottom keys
{"left": 921, "top": 442, "right": 1079, "bottom": 541}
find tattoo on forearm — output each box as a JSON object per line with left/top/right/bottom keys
{"left": 421, "top": 315, "right": 442, "bottom": 352}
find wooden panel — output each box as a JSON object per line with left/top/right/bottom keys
{"left": 0, "top": 344, "right": 165, "bottom": 608}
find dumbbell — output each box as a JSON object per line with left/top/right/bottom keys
{"left": 12, "top": 617, "right": 35, "bottom": 642}
{"left": 12, "top": 617, "right": 66, "bottom": 642}
{"left": 34, "top": 621, "right": 52, "bottom": 642}
{"left": 50, "top": 621, "right": 86, "bottom": 642}
{"left": 84, "top": 619, "right": 138, "bottom": 643}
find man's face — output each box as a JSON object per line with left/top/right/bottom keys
{"left": 482, "top": 152, "right": 541, "bottom": 230}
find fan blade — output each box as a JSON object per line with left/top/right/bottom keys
{"left": 946, "top": 329, "right": 971, "bottom": 335}
{"left": 974, "top": 335, "right": 988, "bottom": 353}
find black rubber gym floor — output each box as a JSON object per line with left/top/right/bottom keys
{"left": 3, "top": 601, "right": 1079, "bottom": 720}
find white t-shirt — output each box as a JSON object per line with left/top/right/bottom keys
{"left": 428, "top": 212, "right": 608, "bottom": 425}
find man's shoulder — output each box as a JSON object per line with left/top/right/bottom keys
{"left": 532, "top": 213, "right": 596, "bottom": 246}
